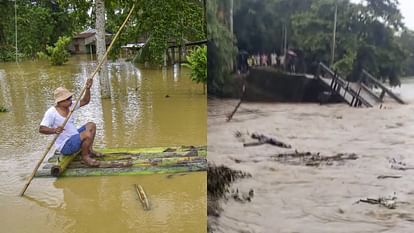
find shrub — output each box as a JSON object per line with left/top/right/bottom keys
{"left": 46, "top": 36, "right": 71, "bottom": 65}
{"left": 183, "top": 45, "right": 207, "bottom": 94}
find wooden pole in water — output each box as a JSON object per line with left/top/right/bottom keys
{"left": 226, "top": 83, "right": 246, "bottom": 122}
{"left": 19, "top": 5, "right": 136, "bottom": 197}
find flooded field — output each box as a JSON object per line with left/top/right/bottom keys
{"left": 0, "top": 56, "right": 206, "bottom": 233}
{"left": 208, "top": 79, "right": 414, "bottom": 233}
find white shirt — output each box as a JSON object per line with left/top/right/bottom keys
{"left": 40, "top": 102, "right": 81, "bottom": 152}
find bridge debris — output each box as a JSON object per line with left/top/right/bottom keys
{"left": 243, "top": 133, "right": 291, "bottom": 148}
{"left": 357, "top": 194, "right": 398, "bottom": 209}
{"left": 271, "top": 151, "right": 358, "bottom": 166}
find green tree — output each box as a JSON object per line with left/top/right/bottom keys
{"left": 1, "top": 0, "right": 206, "bottom": 65}
{"left": 233, "top": 0, "right": 312, "bottom": 54}
{"left": 207, "top": 0, "right": 236, "bottom": 95}
{"left": 231, "top": 0, "right": 408, "bottom": 86}
{"left": 133, "top": 0, "right": 206, "bottom": 64}
{"left": 46, "top": 36, "right": 71, "bottom": 65}
{"left": 0, "top": 1, "right": 15, "bottom": 61}
{"left": 0, "top": 1, "right": 81, "bottom": 61}
{"left": 99, "top": 0, "right": 206, "bottom": 65}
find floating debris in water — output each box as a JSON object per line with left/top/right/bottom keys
{"left": 377, "top": 175, "right": 402, "bottom": 179}
{"left": 134, "top": 184, "right": 150, "bottom": 211}
{"left": 388, "top": 158, "right": 414, "bottom": 170}
{"left": 163, "top": 147, "right": 177, "bottom": 152}
{"left": 165, "top": 173, "right": 187, "bottom": 179}
{"left": 357, "top": 193, "right": 398, "bottom": 209}
{"left": 243, "top": 133, "right": 291, "bottom": 148}
{"left": 270, "top": 151, "right": 358, "bottom": 166}
{"left": 234, "top": 130, "right": 242, "bottom": 138}
{"left": 230, "top": 188, "right": 254, "bottom": 203}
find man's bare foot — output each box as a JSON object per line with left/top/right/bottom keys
{"left": 90, "top": 150, "right": 104, "bottom": 158}
{"left": 82, "top": 156, "right": 100, "bottom": 167}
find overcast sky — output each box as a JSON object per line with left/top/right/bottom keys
{"left": 398, "top": 0, "right": 414, "bottom": 30}
{"left": 351, "top": 0, "right": 414, "bottom": 30}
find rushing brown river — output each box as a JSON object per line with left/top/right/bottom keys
{"left": 0, "top": 55, "right": 206, "bottom": 233}
{"left": 208, "top": 79, "right": 414, "bottom": 233}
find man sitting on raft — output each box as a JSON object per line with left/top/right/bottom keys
{"left": 39, "top": 79, "right": 102, "bottom": 167}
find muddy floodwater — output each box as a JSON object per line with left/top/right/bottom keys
{"left": 208, "top": 79, "right": 414, "bottom": 233}
{"left": 0, "top": 56, "right": 206, "bottom": 233}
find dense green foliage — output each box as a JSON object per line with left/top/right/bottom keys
{"left": 0, "top": 0, "right": 206, "bottom": 65}
{"left": 184, "top": 45, "right": 207, "bottom": 94}
{"left": 88, "top": 0, "right": 206, "bottom": 64}
{"left": 207, "top": 0, "right": 237, "bottom": 95}
{"left": 115, "top": 0, "right": 206, "bottom": 65}
{"left": 46, "top": 36, "right": 71, "bottom": 65}
{"left": 230, "top": 0, "right": 414, "bottom": 86}
{"left": 0, "top": 1, "right": 74, "bottom": 61}
{"left": 289, "top": 0, "right": 406, "bottom": 85}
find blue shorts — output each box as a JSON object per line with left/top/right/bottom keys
{"left": 60, "top": 125, "right": 86, "bottom": 155}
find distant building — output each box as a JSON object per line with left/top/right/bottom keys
{"left": 68, "top": 29, "right": 112, "bottom": 54}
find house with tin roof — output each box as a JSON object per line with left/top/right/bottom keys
{"left": 68, "top": 29, "right": 112, "bottom": 54}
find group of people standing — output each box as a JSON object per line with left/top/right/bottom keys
{"left": 237, "top": 50, "right": 298, "bottom": 74}
{"left": 247, "top": 52, "right": 281, "bottom": 67}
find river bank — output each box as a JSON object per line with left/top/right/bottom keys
{"left": 207, "top": 83, "right": 414, "bottom": 232}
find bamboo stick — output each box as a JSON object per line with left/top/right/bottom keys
{"left": 51, "top": 153, "right": 79, "bottom": 177}
{"left": 56, "top": 164, "right": 206, "bottom": 177}
{"left": 19, "top": 5, "right": 136, "bottom": 196}
{"left": 46, "top": 146, "right": 207, "bottom": 163}
{"left": 134, "top": 184, "right": 150, "bottom": 210}
{"left": 67, "top": 156, "right": 204, "bottom": 168}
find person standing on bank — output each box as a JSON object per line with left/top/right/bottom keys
{"left": 39, "top": 79, "right": 102, "bottom": 167}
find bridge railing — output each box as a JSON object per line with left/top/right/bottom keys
{"left": 317, "top": 63, "right": 371, "bottom": 107}
{"left": 361, "top": 70, "right": 405, "bottom": 104}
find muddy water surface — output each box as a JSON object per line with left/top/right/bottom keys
{"left": 0, "top": 56, "right": 206, "bottom": 233}
{"left": 208, "top": 79, "right": 414, "bottom": 233}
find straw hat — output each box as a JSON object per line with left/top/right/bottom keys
{"left": 54, "top": 87, "right": 73, "bottom": 105}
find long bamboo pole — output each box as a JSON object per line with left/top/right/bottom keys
{"left": 19, "top": 4, "right": 136, "bottom": 196}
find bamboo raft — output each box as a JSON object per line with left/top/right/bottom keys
{"left": 35, "top": 146, "right": 206, "bottom": 177}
